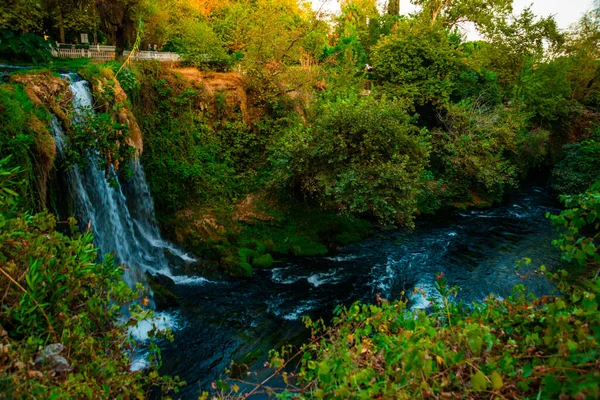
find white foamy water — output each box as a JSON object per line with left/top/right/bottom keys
{"left": 169, "top": 275, "right": 212, "bottom": 285}
{"left": 325, "top": 254, "right": 362, "bottom": 262}
{"left": 307, "top": 270, "right": 342, "bottom": 287}
{"left": 129, "top": 311, "right": 182, "bottom": 371}
{"left": 270, "top": 267, "right": 305, "bottom": 284}
{"left": 409, "top": 279, "right": 442, "bottom": 310}
{"left": 129, "top": 311, "right": 180, "bottom": 341}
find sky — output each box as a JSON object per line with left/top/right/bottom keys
{"left": 310, "top": 0, "right": 596, "bottom": 34}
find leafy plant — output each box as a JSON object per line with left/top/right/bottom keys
{"left": 549, "top": 180, "right": 600, "bottom": 271}
{"left": 0, "top": 29, "right": 52, "bottom": 64}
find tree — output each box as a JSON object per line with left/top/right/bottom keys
{"left": 270, "top": 96, "right": 430, "bottom": 224}
{"left": 480, "top": 7, "right": 563, "bottom": 86}
{"left": 387, "top": 0, "right": 400, "bottom": 15}
{"left": 0, "top": 0, "right": 45, "bottom": 33}
{"left": 95, "top": 0, "right": 142, "bottom": 51}
{"left": 372, "top": 20, "right": 461, "bottom": 107}
{"left": 411, "top": 0, "right": 513, "bottom": 29}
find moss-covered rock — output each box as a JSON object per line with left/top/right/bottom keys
{"left": 222, "top": 256, "right": 253, "bottom": 278}
{"left": 239, "top": 248, "right": 256, "bottom": 263}
{"left": 252, "top": 253, "right": 274, "bottom": 269}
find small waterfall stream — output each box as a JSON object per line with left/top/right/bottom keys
{"left": 52, "top": 74, "right": 198, "bottom": 287}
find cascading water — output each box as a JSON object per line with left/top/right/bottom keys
{"left": 49, "top": 73, "right": 212, "bottom": 370}
{"left": 52, "top": 74, "right": 200, "bottom": 287}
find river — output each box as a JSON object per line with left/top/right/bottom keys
{"left": 155, "top": 186, "right": 560, "bottom": 399}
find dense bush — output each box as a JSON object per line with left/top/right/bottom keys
{"left": 287, "top": 274, "right": 599, "bottom": 399}
{"left": 270, "top": 95, "right": 429, "bottom": 225}
{"left": 549, "top": 179, "right": 600, "bottom": 270}
{"left": 430, "top": 101, "right": 545, "bottom": 203}
{"left": 552, "top": 130, "right": 600, "bottom": 195}
{"left": 0, "top": 30, "right": 52, "bottom": 64}
{"left": 372, "top": 21, "right": 460, "bottom": 107}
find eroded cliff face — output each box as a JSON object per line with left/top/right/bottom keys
{"left": 9, "top": 73, "right": 72, "bottom": 207}
{"left": 170, "top": 68, "right": 260, "bottom": 125}
{"left": 10, "top": 69, "right": 146, "bottom": 208}
{"left": 89, "top": 75, "right": 144, "bottom": 157}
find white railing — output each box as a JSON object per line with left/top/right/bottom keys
{"left": 123, "top": 50, "right": 182, "bottom": 62}
{"left": 52, "top": 44, "right": 116, "bottom": 61}
{"left": 51, "top": 44, "right": 182, "bottom": 62}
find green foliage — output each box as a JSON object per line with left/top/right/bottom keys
{"left": 270, "top": 95, "right": 429, "bottom": 224}
{"left": 513, "top": 58, "right": 573, "bottom": 123}
{"left": 0, "top": 83, "right": 51, "bottom": 209}
{"left": 0, "top": 158, "right": 179, "bottom": 398}
{"left": 65, "top": 109, "right": 136, "bottom": 178}
{"left": 549, "top": 180, "right": 600, "bottom": 270}
{"left": 134, "top": 64, "right": 240, "bottom": 212}
{"left": 552, "top": 130, "right": 600, "bottom": 195}
{"left": 174, "top": 20, "right": 231, "bottom": 70}
{"left": 372, "top": 21, "right": 461, "bottom": 106}
{"left": 430, "top": 101, "right": 540, "bottom": 203}
{"left": 0, "top": 30, "right": 52, "bottom": 64}
{"left": 0, "top": 1, "right": 44, "bottom": 33}
{"left": 289, "top": 272, "right": 600, "bottom": 399}
{"left": 481, "top": 8, "right": 564, "bottom": 86}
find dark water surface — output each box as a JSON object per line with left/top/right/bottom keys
{"left": 156, "top": 187, "right": 561, "bottom": 398}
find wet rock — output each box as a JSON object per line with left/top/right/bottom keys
{"left": 253, "top": 253, "right": 274, "bottom": 269}
{"left": 147, "top": 273, "right": 180, "bottom": 310}
{"left": 34, "top": 343, "right": 71, "bottom": 373}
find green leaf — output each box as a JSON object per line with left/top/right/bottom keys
{"left": 471, "top": 370, "right": 488, "bottom": 391}
{"left": 522, "top": 362, "right": 533, "bottom": 378}
{"left": 490, "top": 371, "right": 503, "bottom": 390}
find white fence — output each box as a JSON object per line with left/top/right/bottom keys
{"left": 123, "top": 50, "right": 182, "bottom": 62}
{"left": 51, "top": 44, "right": 182, "bottom": 62}
{"left": 52, "top": 44, "right": 116, "bottom": 61}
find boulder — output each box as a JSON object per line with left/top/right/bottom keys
{"left": 34, "top": 343, "right": 71, "bottom": 373}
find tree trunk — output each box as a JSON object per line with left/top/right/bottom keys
{"left": 115, "top": 26, "right": 125, "bottom": 56}
{"left": 387, "top": 0, "right": 400, "bottom": 16}
{"left": 57, "top": 6, "right": 65, "bottom": 43}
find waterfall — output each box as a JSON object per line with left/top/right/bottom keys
{"left": 51, "top": 74, "right": 200, "bottom": 287}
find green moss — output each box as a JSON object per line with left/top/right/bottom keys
{"left": 253, "top": 253, "right": 274, "bottom": 268}
{"left": 239, "top": 247, "right": 256, "bottom": 263}
{"left": 222, "top": 255, "right": 253, "bottom": 278}
{"left": 238, "top": 261, "right": 253, "bottom": 277}
{"left": 335, "top": 232, "right": 362, "bottom": 245}
{"left": 146, "top": 275, "right": 180, "bottom": 309}
{"left": 0, "top": 84, "right": 52, "bottom": 210}
{"left": 241, "top": 239, "right": 265, "bottom": 255}
{"left": 238, "top": 207, "right": 372, "bottom": 257}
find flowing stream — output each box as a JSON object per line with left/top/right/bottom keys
{"left": 159, "top": 186, "right": 560, "bottom": 398}
{"left": 50, "top": 75, "right": 561, "bottom": 399}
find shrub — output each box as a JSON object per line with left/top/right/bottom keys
{"left": 0, "top": 158, "right": 179, "bottom": 398}
{"left": 552, "top": 130, "right": 600, "bottom": 195}
{"left": 548, "top": 179, "right": 600, "bottom": 270}
{"left": 289, "top": 274, "right": 599, "bottom": 399}
{"left": 0, "top": 30, "right": 52, "bottom": 64}
{"left": 269, "top": 95, "right": 429, "bottom": 225}
{"left": 430, "top": 101, "right": 537, "bottom": 203}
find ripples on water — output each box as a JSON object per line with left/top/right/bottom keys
{"left": 156, "top": 187, "right": 560, "bottom": 397}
